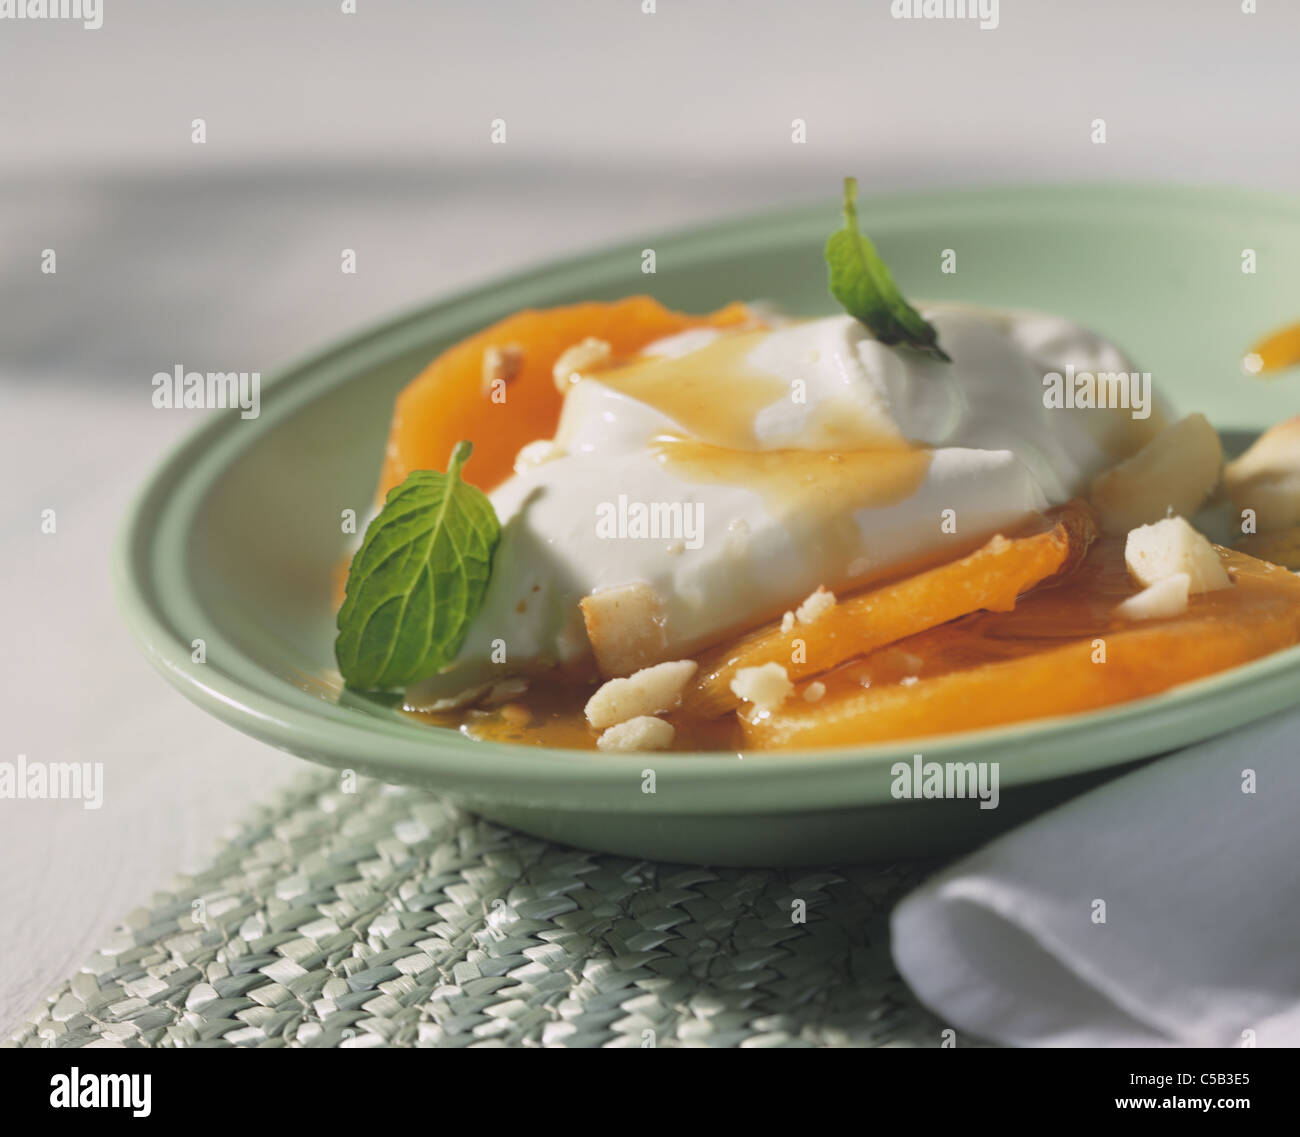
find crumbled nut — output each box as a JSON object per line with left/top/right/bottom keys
{"left": 1125, "top": 516, "right": 1230, "bottom": 593}
{"left": 482, "top": 343, "right": 524, "bottom": 394}
{"left": 730, "top": 663, "right": 794, "bottom": 713}
{"left": 596, "top": 715, "right": 675, "bottom": 752}
{"left": 552, "top": 337, "right": 612, "bottom": 392}
{"left": 580, "top": 581, "right": 670, "bottom": 677}
{"left": 803, "top": 681, "right": 826, "bottom": 703}
{"left": 780, "top": 611, "right": 795, "bottom": 634}
{"left": 585, "top": 659, "right": 698, "bottom": 730}
{"left": 795, "top": 586, "right": 836, "bottom": 625}
{"left": 1115, "top": 574, "right": 1190, "bottom": 621}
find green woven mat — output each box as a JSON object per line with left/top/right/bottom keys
{"left": 7, "top": 770, "right": 958, "bottom": 1048}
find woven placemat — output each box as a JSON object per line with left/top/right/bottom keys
{"left": 7, "top": 770, "right": 960, "bottom": 1048}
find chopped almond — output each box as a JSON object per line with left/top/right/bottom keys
{"left": 596, "top": 715, "right": 675, "bottom": 752}
{"left": 795, "top": 586, "right": 836, "bottom": 625}
{"left": 730, "top": 663, "right": 794, "bottom": 713}
{"left": 552, "top": 337, "right": 612, "bottom": 392}
{"left": 481, "top": 343, "right": 524, "bottom": 394}
{"left": 1115, "top": 573, "right": 1190, "bottom": 621}
{"left": 580, "top": 581, "right": 670, "bottom": 677}
{"left": 1125, "top": 516, "right": 1230, "bottom": 593}
{"left": 585, "top": 659, "right": 697, "bottom": 729}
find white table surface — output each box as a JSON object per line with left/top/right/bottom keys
{"left": 4, "top": 0, "right": 1299, "bottom": 1037}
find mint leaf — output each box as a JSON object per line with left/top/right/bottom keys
{"left": 336, "top": 441, "right": 500, "bottom": 690}
{"left": 825, "top": 176, "right": 951, "bottom": 362}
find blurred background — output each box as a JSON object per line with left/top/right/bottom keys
{"left": 2, "top": 0, "right": 1297, "bottom": 1034}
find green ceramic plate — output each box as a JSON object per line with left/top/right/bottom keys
{"left": 116, "top": 184, "right": 1300, "bottom": 867}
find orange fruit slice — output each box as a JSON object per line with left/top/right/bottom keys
{"left": 740, "top": 542, "right": 1300, "bottom": 749}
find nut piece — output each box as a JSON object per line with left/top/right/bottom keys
{"left": 580, "top": 581, "right": 670, "bottom": 678}
{"left": 585, "top": 659, "right": 698, "bottom": 730}
{"left": 803, "top": 681, "right": 827, "bottom": 703}
{"left": 1087, "top": 413, "right": 1223, "bottom": 534}
{"left": 1224, "top": 415, "right": 1300, "bottom": 533}
{"left": 552, "top": 337, "right": 612, "bottom": 392}
{"left": 1115, "top": 573, "right": 1190, "bottom": 621}
{"left": 596, "top": 715, "right": 675, "bottom": 753}
{"left": 1125, "top": 516, "right": 1231, "bottom": 593}
{"left": 481, "top": 343, "right": 524, "bottom": 394}
{"left": 795, "top": 586, "right": 836, "bottom": 625}
{"left": 730, "top": 663, "right": 794, "bottom": 713}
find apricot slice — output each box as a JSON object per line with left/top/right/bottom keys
{"left": 741, "top": 543, "right": 1300, "bottom": 749}
{"left": 682, "top": 499, "right": 1098, "bottom": 718}
{"left": 376, "top": 297, "right": 751, "bottom": 498}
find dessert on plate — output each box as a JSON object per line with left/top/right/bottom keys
{"left": 334, "top": 180, "right": 1300, "bottom": 752}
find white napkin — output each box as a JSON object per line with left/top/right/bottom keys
{"left": 891, "top": 709, "right": 1300, "bottom": 1047}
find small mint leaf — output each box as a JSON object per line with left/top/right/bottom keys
{"left": 826, "top": 176, "right": 951, "bottom": 362}
{"left": 335, "top": 441, "right": 500, "bottom": 690}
